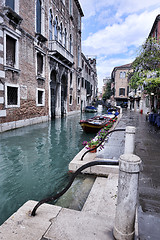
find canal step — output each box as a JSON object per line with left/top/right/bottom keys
{"left": 82, "top": 174, "right": 118, "bottom": 219}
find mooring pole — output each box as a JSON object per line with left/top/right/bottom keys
{"left": 113, "top": 154, "right": 142, "bottom": 240}
{"left": 124, "top": 126, "right": 136, "bottom": 154}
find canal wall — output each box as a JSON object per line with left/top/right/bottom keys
{"left": 0, "top": 115, "right": 49, "bottom": 133}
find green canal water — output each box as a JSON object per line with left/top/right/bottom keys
{"left": 0, "top": 109, "right": 102, "bottom": 225}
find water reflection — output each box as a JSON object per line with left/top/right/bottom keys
{"left": 0, "top": 109, "right": 103, "bottom": 225}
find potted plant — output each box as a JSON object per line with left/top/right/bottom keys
{"left": 83, "top": 138, "right": 100, "bottom": 152}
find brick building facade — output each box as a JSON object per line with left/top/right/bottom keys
{"left": 81, "top": 53, "right": 97, "bottom": 110}
{"left": 0, "top": 0, "right": 97, "bottom": 132}
{"left": 111, "top": 63, "right": 132, "bottom": 106}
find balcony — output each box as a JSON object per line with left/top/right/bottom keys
{"left": 49, "top": 40, "right": 74, "bottom": 66}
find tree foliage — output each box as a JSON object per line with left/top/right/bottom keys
{"left": 129, "top": 37, "right": 160, "bottom": 94}
{"left": 103, "top": 81, "right": 112, "bottom": 100}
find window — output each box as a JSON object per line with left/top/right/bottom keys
{"left": 4, "top": 31, "right": 19, "bottom": 70}
{"left": 37, "top": 52, "right": 43, "bottom": 75}
{"left": 119, "top": 88, "right": 125, "bottom": 96}
{"left": 64, "top": 28, "right": 67, "bottom": 48}
{"left": 36, "top": 0, "right": 41, "bottom": 33}
{"left": 69, "top": 95, "right": 72, "bottom": 105}
{"left": 82, "top": 59, "right": 84, "bottom": 68}
{"left": 37, "top": 88, "right": 45, "bottom": 106}
{"left": 77, "top": 77, "right": 80, "bottom": 89}
{"left": 54, "top": 16, "right": 58, "bottom": 41}
{"left": 120, "top": 71, "right": 126, "bottom": 78}
{"left": 78, "top": 13, "right": 81, "bottom": 30}
{"left": 155, "top": 28, "right": 158, "bottom": 40}
{"left": 69, "top": 34, "right": 72, "bottom": 53}
{"left": 78, "top": 46, "right": 80, "bottom": 67}
{"left": 5, "top": 0, "right": 14, "bottom": 10}
{"left": 69, "top": 0, "right": 73, "bottom": 15}
{"left": 6, "top": 35, "right": 16, "bottom": 67}
{"left": 60, "top": 22, "right": 63, "bottom": 44}
{"left": 70, "top": 72, "right": 72, "bottom": 88}
{"left": 77, "top": 96, "right": 80, "bottom": 105}
{"left": 49, "top": 9, "right": 53, "bottom": 40}
{"left": 5, "top": 83, "right": 20, "bottom": 108}
{"left": 81, "top": 77, "right": 84, "bottom": 88}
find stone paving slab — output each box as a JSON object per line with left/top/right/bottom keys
{"left": 43, "top": 207, "right": 114, "bottom": 240}
{"left": 0, "top": 200, "right": 62, "bottom": 240}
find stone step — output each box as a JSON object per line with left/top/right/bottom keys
{"left": 82, "top": 174, "right": 118, "bottom": 219}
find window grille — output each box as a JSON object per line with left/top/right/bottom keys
{"left": 38, "top": 90, "right": 43, "bottom": 104}
{"left": 7, "top": 86, "right": 18, "bottom": 105}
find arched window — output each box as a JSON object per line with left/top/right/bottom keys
{"left": 6, "top": 0, "right": 14, "bottom": 10}
{"left": 64, "top": 28, "right": 67, "bottom": 48}
{"left": 69, "top": 34, "right": 72, "bottom": 53}
{"left": 60, "top": 22, "right": 63, "bottom": 44}
{"left": 36, "top": 0, "right": 41, "bottom": 33}
{"left": 54, "top": 16, "right": 58, "bottom": 41}
{"left": 49, "top": 9, "right": 53, "bottom": 40}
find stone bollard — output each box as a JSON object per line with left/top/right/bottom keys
{"left": 113, "top": 154, "right": 142, "bottom": 240}
{"left": 124, "top": 126, "right": 136, "bottom": 154}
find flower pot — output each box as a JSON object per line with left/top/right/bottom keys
{"left": 90, "top": 145, "right": 97, "bottom": 153}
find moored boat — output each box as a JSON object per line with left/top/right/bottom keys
{"left": 85, "top": 106, "right": 97, "bottom": 112}
{"left": 79, "top": 115, "right": 112, "bottom": 133}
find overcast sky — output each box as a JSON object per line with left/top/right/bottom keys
{"left": 79, "top": 0, "right": 160, "bottom": 91}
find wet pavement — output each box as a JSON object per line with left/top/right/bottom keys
{"left": 114, "top": 109, "right": 160, "bottom": 240}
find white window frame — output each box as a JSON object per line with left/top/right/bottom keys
{"left": 36, "top": 88, "right": 45, "bottom": 106}
{"left": 5, "top": 82, "right": 20, "bottom": 108}
{"left": 4, "top": 29, "right": 19, "bottom": 70}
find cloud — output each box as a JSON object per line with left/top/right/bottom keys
{"left": 79, "top": 0, "right": 160, "bottom": 20}
{"left": 82, "top": 9, "right": 160, "bottom": 56}
{"left": 97, "top": 56, "right": 134, "bottom": 90}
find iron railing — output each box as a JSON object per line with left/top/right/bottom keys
{"left": 81, "top": 128, "right": 125, "bottom": 160}
{"left": 31, "top": 159, "right": 119, "bottom": 216}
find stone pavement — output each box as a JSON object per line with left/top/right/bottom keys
{"left": 112, "top": 109, "right": 160, "bottom": 240}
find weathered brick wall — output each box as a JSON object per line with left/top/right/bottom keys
{"left": 0, "top": 0, "right": 49, "bottom": 124}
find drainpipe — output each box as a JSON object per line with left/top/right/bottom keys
{"left": 124, "top": 126, "right": 136, "bottom": 154}
{"left": 113, "top": 154, "right": 142, "bottom": 240}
